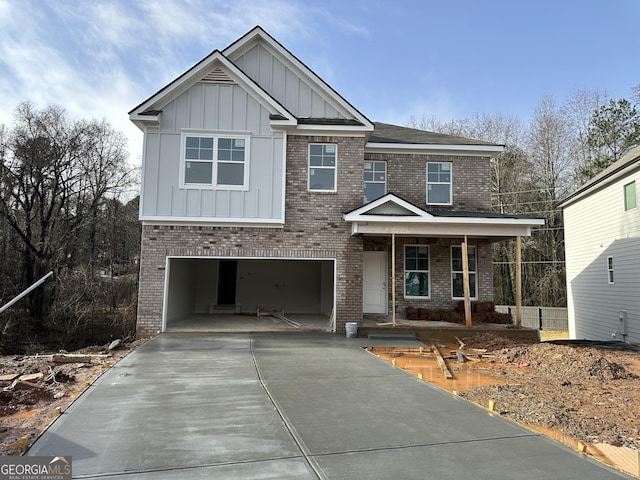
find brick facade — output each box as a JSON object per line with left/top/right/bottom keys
{"left": 136, "top": 135, "right": 366, "bottom": 337}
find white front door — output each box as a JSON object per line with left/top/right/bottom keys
{"left": 363, "top": 252, "right": 387, "bottom": 314}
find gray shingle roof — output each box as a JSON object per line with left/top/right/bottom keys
{"left": 370, "top": 122, "right": 502, "bottom": 147}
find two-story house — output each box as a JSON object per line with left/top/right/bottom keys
{"left": 129, "top": 26, "right": 543, "bottom": 337}
{"left": 561, "top": 145, "right": 640, "bottom": 344}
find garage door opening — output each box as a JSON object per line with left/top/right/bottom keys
{"left": 163, "top": 258, "right": 335, "bottom": 331}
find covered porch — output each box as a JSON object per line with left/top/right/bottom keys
{"left": 345, "top": 194, "right": 545, "bottom": 328}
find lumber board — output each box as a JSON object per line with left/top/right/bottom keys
{"left": 430, "top": 342, "right": 453, "bottom": 379}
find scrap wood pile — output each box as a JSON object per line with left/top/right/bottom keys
{"left": 404, "top": 301, "right": 512, "bottom": 324}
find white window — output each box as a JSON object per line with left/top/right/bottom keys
{"left": 607, "top": 256, "right": 614, "bottom": 284}
{"left": 452, "top": 245, "right": 477, "bottom": 299}
{"left": 309, "top": 144, "right": 337, "bottom": 191}
{"left": 364, "top": 161, "right": 387, "bottom": 203}
{"left": 427, "top": 162, "right": 452, "bottom": 205}
{"left": 404, "top": 245, "right": 430, "bottom": 298}
{"left": 624, "top": 181, "right": 636, "bottom": 211}
{"left": 181, "top": 133, "right": 249, "bottom": 189}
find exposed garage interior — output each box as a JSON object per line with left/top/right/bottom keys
{"left": 164, "top": 258, "right": 334, "bottom": 330}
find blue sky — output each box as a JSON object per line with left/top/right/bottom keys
{"left": 0, "top": 0, "right": 638, "bottom": 164}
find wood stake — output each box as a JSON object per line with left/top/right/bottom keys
{"left": 516, "top": 235, "right": 522, "bottom": 329}
{"left": 430, "top": 342, "right": 453, "bottom": 379}
{"left": 488, "top": 400, "right": 495, "bottom": 412}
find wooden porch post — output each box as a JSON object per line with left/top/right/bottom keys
{"left": 516, "top": 235, "right": 522, "bottom": 329}
{"left": 392, "top": 233, "right": 396, "bottom": 327}
{"left": 462, "top": 235, "right": 472, "bottom": 327}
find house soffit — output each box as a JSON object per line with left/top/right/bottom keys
{"left": 222, "top": 26, "right": 374, "bottom": 132}
{"left": 129, "top": 49, "right": 295, "bottom": 129}
{"left": 343, "top": 193, "right": 545, "bottom": 237}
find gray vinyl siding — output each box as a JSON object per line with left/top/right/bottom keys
{"left": 564, "top": 170, "right": 640, "bottom": 344}
{"left": 140, "top": 83, "right": 284, "bottom": 221}
{"left": 232, "top": 44, "right": 347, "bottom": 119}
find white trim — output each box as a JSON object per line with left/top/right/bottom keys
{"left": 404, "top": 244, "right": 431, "bottom": 299}
{"left": 364, "top": 160, "right": 387, "bottom": 203}
{"left": 141, "top": 217, "right": 285, "bottom": 227}
{"left": 280, "top": 130, "right": 288, "bottom": 225}
{"left": 222, "top": 27, "right": 374, "bottom": 131}
{"left": 426, "top": 161, "right": 452, "bottom": 206}
{"left": 129, "top": 51, "right": 296, "bottom": 129}
{"left": 161, "top": 255, "right": 337, "bottom": 333}
{"left": 623, "top": 180, "right": 637, "bottom": 212}
{"left": 345, "top": 193, "right": 426, "bottom": 218}
{"left": 308, "top": 143, "right": 338, "bottom": 192}
{"left": 366, "top": 143, "right": 504, "bottom": 157}
{"left": 179, "top": 131, "right": 251, "bottom": 190}
{"left": 451, "top": 245, "right": 478, "bottom": 300}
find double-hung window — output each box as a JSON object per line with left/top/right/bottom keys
{"left": 309, "top": 144, "right": 337, "bottom": 191}
{"left": 364, "top": 161, "right": 386, "bottom": 202}
{"left": 404, "top": 245, "right": 429, "bottom": 298}
{"left": 427, "top": 162, "right": 452, "bottom": 205}
{"left": 451, "top": 245, "right": 477, "bottom": 299}
{"left": 624, "top": 181, "right": 637, "bottom": 211}
{"left": 182, "top": 133, "right": 249, "bottom": 189}
{"left": 607, "top": 256, "right": 614, "bottom": 284}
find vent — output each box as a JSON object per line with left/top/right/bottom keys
{"left": 199, "top": 67, "right": 236, "bottom": 85}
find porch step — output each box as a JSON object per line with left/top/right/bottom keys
{"left": 367, "top": 332, "right": 417, "bottom": 340}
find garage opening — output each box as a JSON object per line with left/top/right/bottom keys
{"left": 164, "top": 258, "right": 335, "bottom": 331}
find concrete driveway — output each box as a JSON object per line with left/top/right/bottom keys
{"left": 28, "top": 332, "right": 632, "bottom": 479}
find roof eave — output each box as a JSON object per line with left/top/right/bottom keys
{"left": 365, "top": 142, "right": 504, "bottom": 157}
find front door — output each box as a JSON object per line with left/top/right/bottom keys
{"left": 363, "top": 252, "right": 387, "bottom": 314}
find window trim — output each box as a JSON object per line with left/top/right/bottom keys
{"left": 308, "top": 143, "right": 337, "bottom": 192}
{"left": 179, "top": 131, "right": 250, "bottom": 190}
{"left": 607, "top": 256, "right": 614, "bottom": 284}
{"left": 623, "top": 181, "right": 637, "bottom": 212}
{"left": 426, "top": 161, "right": 453, "bottom": 205}
{"left": 404, "top": 244, "right": 430, "bottom": 299}
{"left": 451, "top": 245, "right": 478, "bottom": 300}
{"left": 364, "top": 160, "right": 387, "bottom": 203}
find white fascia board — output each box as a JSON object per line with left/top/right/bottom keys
{"left": 345, "top": 194, "right": 428, "bottom": 218}
{"left": 130, "top": 51, "right": 294, "bottom": 126}
{"left": 350, "top": 221, "right": 537, "bottom": 237}
{"left": 347, "top": 215, "right": 544, "bottom": 226}
{"left": 223, "top": 27, "right": 373, "bottom": 130}
{"left": 141, "top": 217, "right": 285, "bottom": 227}
{"left": 366, "top": 143, "right": 504, "bottom": 157}
{"left": 290, "top": 126, "right": 369, "bottom": 137}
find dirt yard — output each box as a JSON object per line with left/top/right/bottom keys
{"left": 370, "top": 332, "right": 640, "bottom": 477}
{"left": 0, "top": 339, "right": 145, "bottom": 455}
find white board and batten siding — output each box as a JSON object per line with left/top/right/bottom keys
{"left": 564, "top": 168, "right": 640, "bottom": 344}
{"left": 140, "top": 82, "right": 285, "bottom": 223}
{"left": 231, "top": 43, "right": 351, "bottom": 120}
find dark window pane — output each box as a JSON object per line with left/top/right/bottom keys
{"left": 218, "top": 138, "right": 232, "bottom": 149}
{"left": 364, "top": 183, "right": 385, "bottom": 202}
{"left": 217, "top": 163, "right": 244, "bottom": 185}
{"left": 185, "top": 161, "right": 212, "bottom": 184}
{"left": 309, "top": 168, "right": 335, "bottom": 190}
{"left": 405, "top": 272, "right": 429, "bottom": 297}
{"left": 186, "top": 137, "right": 200, "bottom": 148}
{"left": 428, "top": 184, "right": 450, "bottom": 204}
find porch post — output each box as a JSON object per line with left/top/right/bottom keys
{"left": 462, "top": 235, "right": 472, "bottom": 327}
{"left": 516, "top": 235, "right": 522, "bottom": 328}
{"left": 392, "top": 233, "right": 396, "bottom": 327}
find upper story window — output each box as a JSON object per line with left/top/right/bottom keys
{"left": 624, "top": 181, "right": 636, "bottom": 211}
{"left": 309, "top": 144, "right": 336, "bottom": 192}
{"left": 404, "top": 245, "right": 430, "bottom": 298}
{"left": 451, "top": 245, "right": 477, "bottom": 299}
{"left": 607, "top": 256, "right": 614, "bottom": 284}
{"left": 427, "top": 162, "right": 452, "bottom": 205}
{"left": 364, "top": 161, "right": 386, "bottom": 203}
{"left": 181, "top": 133, "right": 249, "bottom": 189}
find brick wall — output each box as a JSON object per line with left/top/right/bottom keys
{"left": 136, "top": 134, "right": 365, "bottom": 337}
{"left": 365, "top": 152, "right": 491, "bottom": 211}
{"left": 363, "top": 236, "right": 493, "bottom": 317}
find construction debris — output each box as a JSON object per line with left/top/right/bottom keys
{"left": 430, "top": 342, "right": 453, "bottom": 379}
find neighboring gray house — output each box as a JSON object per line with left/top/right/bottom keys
{"left": 129, "top": 26, "right": 543, "bottom": 337}
{"left": 561, "top": 145, "right": 640, "bottom": 344}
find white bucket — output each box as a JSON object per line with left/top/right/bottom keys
{"left": 345, "top": 322, "right": 358, "bottom": 338}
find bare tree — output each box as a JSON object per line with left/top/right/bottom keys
{"left": 0, "top": 102, "right": 132, "bottom": 324}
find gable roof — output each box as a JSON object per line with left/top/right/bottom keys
{"left": 223, "top": 26, "right": 374, "bottom": 132}
{"left": 343, "top": 193, "right": 544, "bottom": 240}
{"left": 129, "top": 49, "right": 295, "bottom": 129}
{"left": 367, "top": 123, "right": 504, "bottom": 156}
{"left": 560, "top": 144, "right": 640, "bottom": 208}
